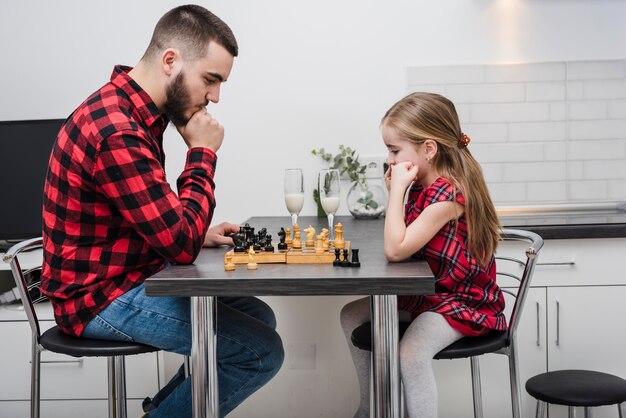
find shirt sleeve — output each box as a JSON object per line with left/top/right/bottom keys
{"left": 92, "top": 131, "right": 216, "bottom": 264}
{"left": 422, "top": 179, "right": 465, "bottom": 210}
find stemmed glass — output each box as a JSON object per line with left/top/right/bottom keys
{"left": 284, "top": 168, "right": 305, "bottom": 228}
{"left": 318, "top": 169, "right": 340, "bottom": 240}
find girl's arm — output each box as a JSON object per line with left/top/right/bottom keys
{"left": 384, "top": 162, "right": 463, "bottom": 261}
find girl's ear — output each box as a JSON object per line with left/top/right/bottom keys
{"left": 423, "top": 139, "right": 438, "bottom": 160}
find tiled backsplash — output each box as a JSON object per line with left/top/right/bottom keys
{"left": 407, "top": 60, "right": 626, "bottom": 206}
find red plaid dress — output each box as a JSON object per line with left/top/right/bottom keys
{"left": 397, "top": 177, "right": 506, "bottom": 336}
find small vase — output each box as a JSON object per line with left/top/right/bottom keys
{"left": 346, "top": 175, "right": 387, "bottom": 219}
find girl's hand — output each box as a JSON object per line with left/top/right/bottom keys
{"left": 384, "top": 164, "right": 392, "bottom": 191}
{"left": 389, "top": 161, "right": 418, "bottom": 191}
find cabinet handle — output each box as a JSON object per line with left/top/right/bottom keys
{"left": 537, "top": 261, "right": 575, "bottom": 266}
{"left": 556, "top": 300, "right": 560, "bottom": 346}
{"left": 536, "top": 302, "right": 540, "bottom": 347}
{"left": 40, "top": 359, "right": 84, "bottom": 365}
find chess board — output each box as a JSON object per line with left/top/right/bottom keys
{"left": 224, "top": 241, "right": 351, "bottom": 265}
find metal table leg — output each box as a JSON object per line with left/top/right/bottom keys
{"left": 371, "top": 295, "right": 401, "bottom": 418}
{"left": 191, "top": 296, "right": 219, "bottom": 418}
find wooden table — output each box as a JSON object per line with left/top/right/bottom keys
{"left": 144, "top": 216, "right": 434, "bottom": 418}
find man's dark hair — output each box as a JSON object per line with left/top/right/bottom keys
{"left": 143, "top": 5, "right": 238, "bottom": 62}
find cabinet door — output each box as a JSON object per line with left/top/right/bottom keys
{"left": 436, "top": 287, "right": 548, "bottom": 418}
{"left": 481, "top": 287, "right": 548, "bottom": 418}
{"left": 547, "top": 286, "right": 626, "bottom": 418}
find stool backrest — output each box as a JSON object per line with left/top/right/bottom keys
{"left": 498, "top": 229, "right": 543, "bottom": 343}
{"left": 2, "top": 237, "right": 45, "bottom": 340}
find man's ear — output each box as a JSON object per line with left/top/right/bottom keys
{"left": 160, "top": 48, "right": 179, "bottom": 77}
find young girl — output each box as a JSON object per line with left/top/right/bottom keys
{"left": 340, "top": 92, "right": 506, "bottom": 418}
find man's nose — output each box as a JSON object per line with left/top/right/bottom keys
{"left": 207, "top": 86, "right": 220, "bottom": 104}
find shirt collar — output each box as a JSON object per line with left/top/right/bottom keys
{"left": 109, "top": 65, "right": 168, "bottom": 131}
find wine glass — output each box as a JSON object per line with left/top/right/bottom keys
{"left": 284, "top": 168, "right": 305, "bottom": 228}
{"left": 318, "top": 169, "right": 340, "bottom": 240}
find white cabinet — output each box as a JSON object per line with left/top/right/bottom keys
{"left": 545, "top": 286, "right": 626, "bottom": 418}
{"left": 437, "top": 238, "right": 626, "bottom": 418}
{"left": 0, "top": 302, "right": 162, "bottom": 418}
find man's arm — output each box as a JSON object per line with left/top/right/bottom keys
{"left": 93, "top": 131, "right": 216, "bottom": 264}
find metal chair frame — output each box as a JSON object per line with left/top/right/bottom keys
{"left": 352, "top": 228, "right": 544, "bottom": 418}
{"left": 3, "top": 237, "right": 145, "bottom": 418}
{"left": 460, "top": 229, "right": 544, "bottom": 418}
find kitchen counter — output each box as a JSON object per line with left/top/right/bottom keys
{"left": 498, "top": 204, "right": 626, "bottom": 240}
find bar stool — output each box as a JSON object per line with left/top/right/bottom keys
{"left": 525, "top": 369, "right": 626, "bottom": 418}
{"left": 3, "top": 237, "right": 160, "bottom": 418}
{"left": 351, "top": 229, "right": 544, "bottom": 418}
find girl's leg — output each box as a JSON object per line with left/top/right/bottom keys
{"left": 340, "top": 297, "right": 372, "bottom": 418}
{"left": 399, "top": 312, "right": 463, "bottom": 418}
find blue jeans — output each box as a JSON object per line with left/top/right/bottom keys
{"left": 82, "top": 284, "right": 284, "bottom": 417}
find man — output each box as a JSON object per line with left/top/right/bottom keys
{"left": 41, "top": 5, "right": 284, "bottom": 417}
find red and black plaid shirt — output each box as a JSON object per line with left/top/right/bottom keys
{"left": 41, "top": 65, "right": 216, "bottom": 336}
{"left": 398, "top": 177, "right": 506, "bottom": 336}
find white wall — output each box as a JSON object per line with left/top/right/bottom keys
{"left": 3, "top": 0, "right": 625, "bottom": 224}
{"left": 2, "top": 1, "right": 625, "bottom": 417}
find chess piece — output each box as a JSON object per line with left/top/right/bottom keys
{"left": 277, "top": 227, "right": 288, "bottom": 251}
{"left": 264, "top": 235, "right": 274, "bottom": 252}
{"left": 333, "top": 248, "right": 342, "bottom": 267}
{"left": 224, "top": 253, "right": 236, "bottom": 271}
{"left": 247, "top": 246, "right": 258, "bottom": 270}
{"left": 350, "top": 248, "right": 361, "bottom": 268}
{"left": 232, "top": 231, "right": 247, "bottom": 252}
{"left": 253, "top": 235, "right": 262, "bottom": 251}
{"left": 304, "top": 225, "right": 316, "bottom": 248}
{"left": 315, "top": 234, "right": 325, "bottom": 254}
{"left": 292, "top": 224, "right": 302, "bottom": 250}
{"left": 321, "top": 228, "right": 330, "bottom": 251}
{"left": 243, "top": 223, "right": 254, "bottom": 245}
{"left": 285, "top": 227, "right": 293, "bottom": 247}
{"left": 334, "top": 223, "right": 345, "bottom": 250}
{"left": 256, "top": 228, "right": 267, "bottom": 250}
{"left": 341, "top": 249, "right": 351, "bottom": 267}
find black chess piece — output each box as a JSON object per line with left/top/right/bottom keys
{"left": 333, "top": 248, "right": 341, "bottom": 267}
{"left": 232, "top": 232, "right": 247, "bottom": 252}
{"left": 277, "top": 227, "right": 288, "bottom": 251}
{"left": 350, "top": 248, "right": 361, "bottom": 268}
{"left": 341, "top": 249, "right": 351, "bottom": 267}
{"left": 244, "top": 224, "right": 255, "bottom": 247}
{"left": 253, "top": 233, "right": 262, "bottom": 251}
{"left": 264, "top": 235, "right": 274, "bottom": 252}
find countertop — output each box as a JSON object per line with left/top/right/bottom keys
{"left": 498, "top": 205, "right": 626, "bottom": 239}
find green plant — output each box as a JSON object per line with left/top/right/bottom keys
{"left": 311, "top": 145, "right": 379, "bottom": 216}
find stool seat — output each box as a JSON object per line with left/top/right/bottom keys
{"left": 351, "top": 321, "right": 509, "bottom": 359}
{"left": 40, "top": 326, "right": 158, "bottom": 358}
{"left": 526, "top": 370, "right": 626, "bottom": 407}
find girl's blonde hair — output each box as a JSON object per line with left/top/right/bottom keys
{"left": 382, "top": 92, "right": 500, "bottom": 266}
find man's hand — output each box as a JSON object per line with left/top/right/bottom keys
{"left": 177, "top": 108, "right": 224, "bottom": 152}
{"left": 203, "top": 222, "right": 240, "bottom": 247}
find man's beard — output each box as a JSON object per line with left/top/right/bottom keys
{"left": 164, "top": 71, "right": 192, "bottom": 127}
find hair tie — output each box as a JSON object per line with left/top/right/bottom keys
{"left": 458, "top": 133, "right": 471, "bottom": 148}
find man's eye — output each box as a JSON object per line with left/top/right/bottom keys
{"left": 205, "top": 79, "right": 217, "bottom": 85}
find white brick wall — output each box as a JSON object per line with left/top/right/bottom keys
{"left": 406, "top": 59, "right": 626, "bottom": 205}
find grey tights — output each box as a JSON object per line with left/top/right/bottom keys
{"left": 340, "top": 297, "right": 463, "bottom": 418}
